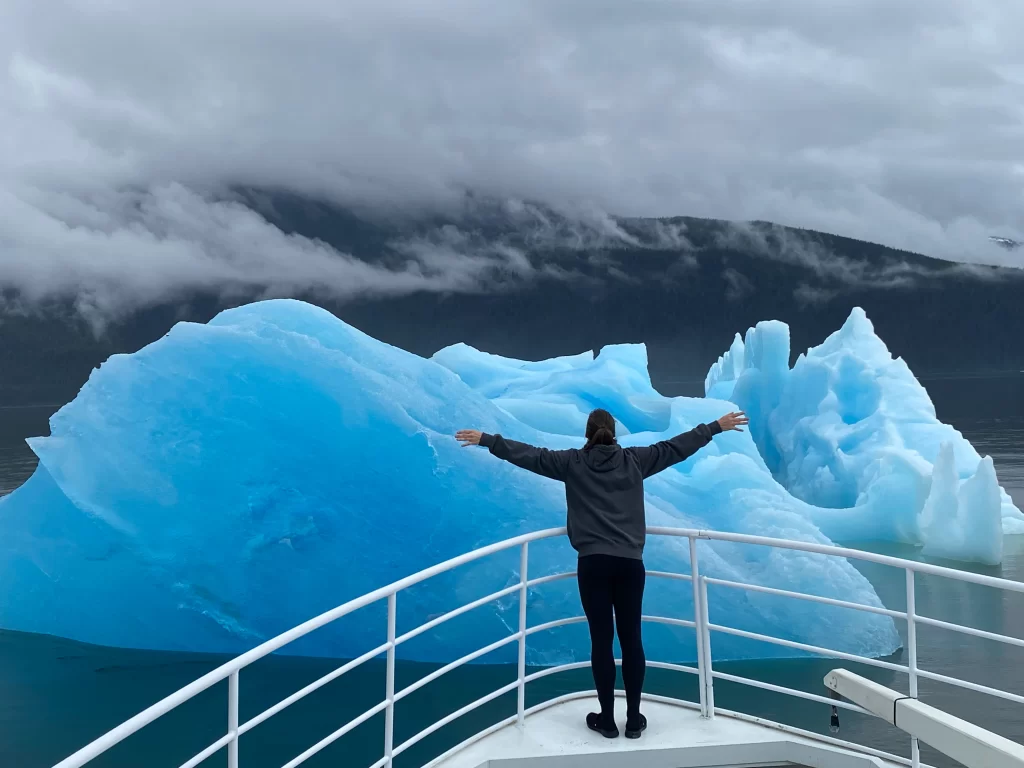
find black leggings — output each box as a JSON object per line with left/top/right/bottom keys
{"left": 577, "top": 554, "right": 646, "bottom": 719}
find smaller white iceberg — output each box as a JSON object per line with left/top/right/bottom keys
{"left": 706, "top": 307, "right": 1023, "bottom": 565}
{"left": 920, "top": 445, "right": 1005, "bottom": 564}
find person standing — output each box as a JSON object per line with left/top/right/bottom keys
{"left": 456, "top": 408, "right": 748, "bottom": 738}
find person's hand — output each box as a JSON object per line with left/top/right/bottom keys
{"left": 716, "top": 411, "right": 749, "bottom": 432}
{"left": 455, "top": 429, "right": 483, "bottom": 447}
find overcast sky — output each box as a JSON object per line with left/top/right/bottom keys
{"left": 2, "top": 0, "right": 1022, "bottom": 318}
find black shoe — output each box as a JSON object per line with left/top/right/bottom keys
{"left": 625, "top": 713, "right": 647, "bottom": 739}
{"left": 586, "top": 712, "right": 619, "bottom": 738}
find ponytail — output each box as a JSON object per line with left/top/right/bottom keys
{"left": 584, "top": 408, "right": 617, "bottom": 450}
{"left": 586, "top": 427, "right": 616, "bottom": 449}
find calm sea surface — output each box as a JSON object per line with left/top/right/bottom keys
{"left": 0, "top": 375, "right": 1021, "bottom": 768}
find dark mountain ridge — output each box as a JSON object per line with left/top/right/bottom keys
{"left": 2, "top": 194, "right": 1021, "bottom": 408}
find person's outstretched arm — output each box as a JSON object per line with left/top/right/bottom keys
{"left": 628, "top": 411, "right": 748, "bottom": 478}
{"left": 456, "top": 430, "right": 572, "bottom": 481}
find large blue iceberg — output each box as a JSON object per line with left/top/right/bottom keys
{"left": 10, "top": 298, "right": 1004, "bottom": 665}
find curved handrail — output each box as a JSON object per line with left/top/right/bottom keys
{"left": 662, "top": 527, "right": 1024, "bottom": 592}
{"left": 52, "top": 526, "right": 566, "bottom": 768}
{"left": 52, "top": 526, "right": 1024, "bottom": 768}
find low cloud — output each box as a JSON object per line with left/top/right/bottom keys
{"left": 793, "top": 283, "right": 838, "bottom": 308}
{"left": 722, "top": 267, "right": 755, "bottom": 302}
{"left": 712, "top": 220, "right": 1013, "bottom": 292}
{"left": 0, "top": 184, "right": 548, "bottom": 326}
{"left": 1, "top": 0, "right": 1022, "bottom": 321}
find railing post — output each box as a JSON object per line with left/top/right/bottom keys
{"left": 689, "top": 537, "right": 709, "bottom": 718}
{"left": 700, "top": 575, "right": 715, "bottom": 718}
{"left": 906, "top": 568, "right": 920, "bottom": 768}
{"left": 517, "top": 542, "right": 529, "bottom": 726}
{"left": 228, "top": 671, "right": 239, "bottom": 768}
{"left": 385, "top": 592, "right": 397, "bottom": 767}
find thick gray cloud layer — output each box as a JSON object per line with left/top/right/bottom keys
{"left": 2, "top": 0, "right": 1022, "bottom": 317}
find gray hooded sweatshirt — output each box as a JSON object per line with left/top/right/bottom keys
{"left": 479, "top": 422, "right": 723, "bottom": 560}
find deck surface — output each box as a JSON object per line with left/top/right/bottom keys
{"left": 432, "top": 696, "right": 904, "bottom": 768}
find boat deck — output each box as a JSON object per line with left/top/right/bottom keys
{"left": 432, "top": 695, "right": 903, "bottom": 768}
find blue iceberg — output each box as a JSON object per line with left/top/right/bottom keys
{"left": 0, "top": 300, "right": 925, "bottom": 664}
{"left": 706, "top": 308, "right": 1023, "bottom": 564}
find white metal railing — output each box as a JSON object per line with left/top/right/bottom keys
{"left": 825, "top": 669, "right": 1024, "bottom": 768}
{"left": 51, "top": 526, "right": 1024, "bottom": 768}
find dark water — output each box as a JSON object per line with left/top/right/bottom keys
{"left": 0, "top": 405, "right": 51, "bottom": 497}
{"left": 0, "top": 378, "right": 1022, "bottom": 768}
